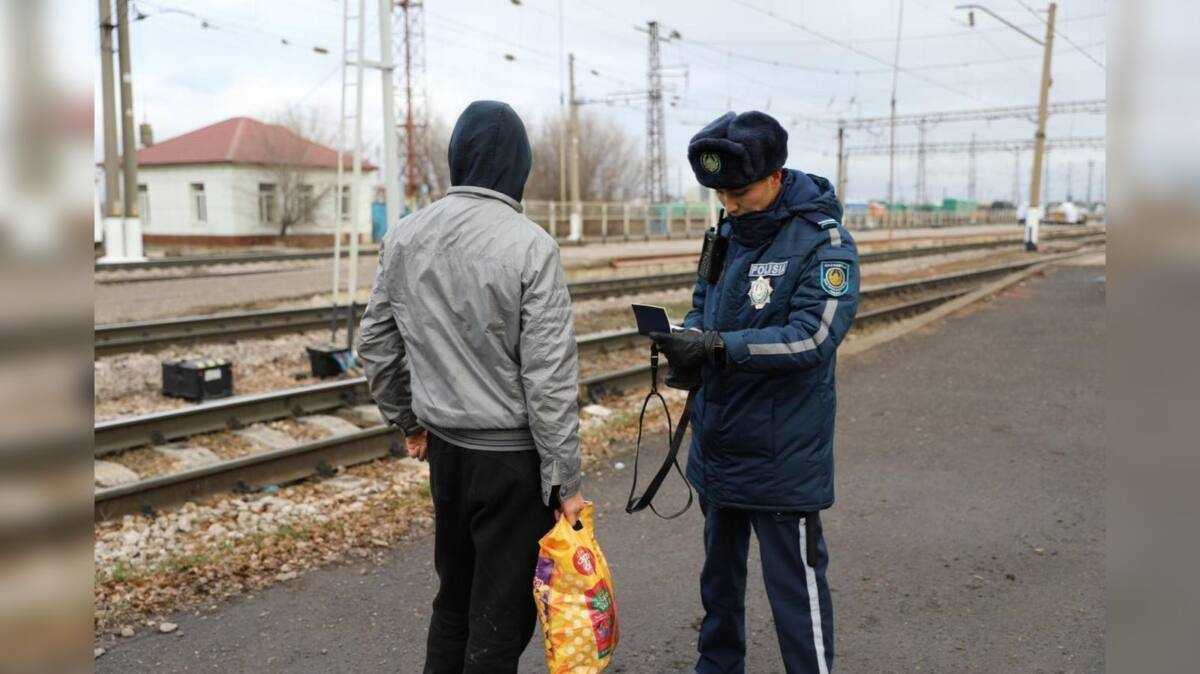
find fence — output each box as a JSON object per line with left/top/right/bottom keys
{"left": 522, "top": 201, "right": 714, "bottom": 243}
{"left": 522, "top": 200, "right": 1021, "bottom": 242}
{"left": 842, "top": 208, "right": 1020, "bottom": 230}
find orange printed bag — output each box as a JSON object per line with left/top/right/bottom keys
{"left": 532, "top": 503, "right": 619, "bottom": 673}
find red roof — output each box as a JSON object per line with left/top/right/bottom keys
{"left": 136, "top": 117, "right": 375, "bottom": 171}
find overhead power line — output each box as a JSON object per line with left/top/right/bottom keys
{"left": 730, "top": 0, "right": 988, "bottom": 103}
{"left": 847, "top": 135, "right": 1104, "bottom": 155}
{"left": 1013, "top": 0, "right": 1106, "bottom": 70}
{"left": 671, "top": 34, "right": 1101, "bottom": 76}
{"left": 134, "top": 0, "right": 333, "bottom": 55}
{"left": 842, "top": 98, "right": 1106, "bottom": 129}
{"left": 702, "top": 11, "right": 1104, "bottom": 46}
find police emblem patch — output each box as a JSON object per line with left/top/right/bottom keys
{"left": 700, "top": 152, "right": 722, "bottom": 174}
{"left": 820, "top": 261, "right": 850, "bottom": 297}
{"left": 748, "top": 275, "right": 773, "bottom": 309}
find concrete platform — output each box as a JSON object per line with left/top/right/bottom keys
{"left": 96, "top": 263, "right": 1104, "bottom": 672}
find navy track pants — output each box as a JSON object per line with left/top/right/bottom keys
{"left": 696, "top": 506, "right": 833, "bottom": 674}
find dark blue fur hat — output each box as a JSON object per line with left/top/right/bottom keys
{"left": 687, "top": 111, "right": 788, "bottom": 189}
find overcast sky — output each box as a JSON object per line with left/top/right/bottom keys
{"left": 76, "top": 0, "right": 1107, "bottom": 204}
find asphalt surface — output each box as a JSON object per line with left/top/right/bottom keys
{"left": 97, "top": 263, "right": 1105, "bottom": 673}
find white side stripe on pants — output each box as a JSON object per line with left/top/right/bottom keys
{"left": 798, "top": 518, "right": 830, "bottom": 674}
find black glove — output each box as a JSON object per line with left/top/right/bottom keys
{"left": 649, "top": 330, "right": 726, "bottom": 369}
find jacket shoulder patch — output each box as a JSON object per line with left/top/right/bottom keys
{"left": 819, "top": 261, "right": 850, "bottom": 296}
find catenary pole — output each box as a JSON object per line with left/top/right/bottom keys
{"left": 568, "top": 52, "right": 582, "bottom": 241}
{"left": 378, "top": 0, "right": 398, "bottom": 243}
{"left": 886, "top": 0, "right": 905, "bottom": 238}
{"left": 1025, "top": 2, "right": 1056, "bottom": 250}
{"left": 116, "top": 0, "right": 138, "bottom": 220}
{"left": 98, "top": 0, "right": 119, "bottom": 218}
{"left": 835, "top": 123, "right": 846, "bottom": 207}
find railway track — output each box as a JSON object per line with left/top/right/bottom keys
{"left": 94, "top": 231, "right": 1105, "bottom": 356}
{"left": 93, "top": 226, "right": 1101, "bottom": 275}
{"left": 94, "top": 247, "right": 1102, "bottom": 520}
{"left": 95, "top": 246, "right": 381, "bottom": 273}
{"left": 608, "top": 227, "right": 1101, "bottom": 268}
{"left": 93, "top": 272, "right": 696, "bottom": 356}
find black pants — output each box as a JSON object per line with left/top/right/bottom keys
{"left": 423, "top": 434, "right": 555, "bottom": 674}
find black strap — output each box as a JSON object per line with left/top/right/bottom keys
{"left": 625, "top": 345, "right": 695, "bottom": 519}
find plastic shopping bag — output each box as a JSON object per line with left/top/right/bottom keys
{"left": 533, "top": 502, "right": 619, "bottom": 673}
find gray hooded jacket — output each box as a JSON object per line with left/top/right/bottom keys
{"left": 358, "top": 101, "right": 582, "bottom": 504}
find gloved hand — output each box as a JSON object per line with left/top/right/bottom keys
{"left": 649, "top": 330, "right": 726, "bottom": 369}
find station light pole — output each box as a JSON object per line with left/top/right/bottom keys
{"left": 957, "top": 2, "right": 1056, "bottom": 251}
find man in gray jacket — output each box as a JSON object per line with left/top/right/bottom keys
{"left": 358, "top": 100, "right": 585, "bottom": 673}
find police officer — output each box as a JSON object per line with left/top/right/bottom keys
{"left": 650, "top": 111, "right": 858, "bottom": 674}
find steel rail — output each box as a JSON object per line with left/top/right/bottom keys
{"left": 93, "top": 245, "right": 1102, "bottom": 520}
{"left": 94, "top": 379, "right": 372, "bottom": 457}
{"left": 94, "top": 426, "right": 399, "bottom": 520}
{"left": 96, "top": 305, "right": 352, "bottom": 356}
{"left": 93, "top": 272, "right": 692, "bottom": 355}
{"left": 93, "top": 231, "right": 1102, "bottom": 356}
{"left": 95, "top": 329, "right": 650, "bottom": 456}
{"left": 95, "top": 247, "right": 381, "bottom": 273}
{"left": 93, "top": 226, "right": 1100, "bottom": 274}
{"left": 93, "top": 251, "right": 1095, "bottom": 456}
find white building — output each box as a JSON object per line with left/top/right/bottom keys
{"left": 132, "top": 117, "right": 376, "bottom": 249}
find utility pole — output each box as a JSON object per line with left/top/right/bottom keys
{"left": 396, "top": 0, "right": 429, "bottom": 205}
{"left": 645, "top": 20, "right": 667, "bottom": 204}
{"left": 1043, "top": 148, "right": 1051, "bottom": 204}
{"left": 886, "top": 0, "right": 905, "bottom": 236}
{"left": 558, "top": 0, "right": 566, "bottom": 203}
{"left": 568, "top": 52, "right": 582, "bottom": 241}
{"left": 378, "top": 0, "right": 398, "bottom": 241}
{"left": 112, "top": 0, "right": 144, "bottom": 260}
{"left": 1086, "top": 158, "right": 1094, "bottom": 205}
{"left": 967, "top": 132, "right": 977, "bottom": 201}
{"left": 1065, "top": 161, "right": 1073, "bottom": 202}
{"left": 1026, "top": 2, "right": 1056, "bottom": 249}
{"left": 956, "top": 2, "right": 1057, "bottom": 250}
{"left": 835, "top": 123, "right": 846, "bottom": 206}
{"left": 98, "top": 0, "right": 119, "bottom": 219}
{"left": 1012, "top": 148, "right": 1021, "bottom": 206}
{"left": 915, "top": 118, "right": 927, "bottom": 205}
{"left": 331, "top": 0, "right": 365, "bottom": 334}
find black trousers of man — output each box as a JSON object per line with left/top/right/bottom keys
{"left": 423, "top": 434, "right": 555, "bottom": 674}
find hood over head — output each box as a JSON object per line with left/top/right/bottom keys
{"left": 447, "top": 100, "right": 532, "bottom": 202}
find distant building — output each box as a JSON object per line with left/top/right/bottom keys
{"left": 129, "top": 117, "right": 376, "bottom": 249}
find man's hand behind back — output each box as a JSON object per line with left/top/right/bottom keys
{"left": 406, "top": 428, "right": 428, "bottom": 461}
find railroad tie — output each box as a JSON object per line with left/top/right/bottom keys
{"left": 234, "top": 425, "right": 299, "bottom": 453}
{"left": 347, "top": 405, "right": 386, "bottom": 427}
{"left": 297, "top": 414, "right": 364, "bottom": 437}
{"left": 152, "top": 443, "right": 220, "bottom": 471}
{"left": 94, "top": 460, "right": 140, "bottom": 489}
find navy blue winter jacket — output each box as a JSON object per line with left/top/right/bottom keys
{"left": 683, "top": 169, "right": 858, "bottom": 512}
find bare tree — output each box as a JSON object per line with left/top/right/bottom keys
{"left": 423, "top": 116, "right": 452, "bottom": 199}
{"left": 525, "top": 110, "right": 643, "bottom": 202}
{"left": 258, "top": 106, "right": 338, "bottom": 235}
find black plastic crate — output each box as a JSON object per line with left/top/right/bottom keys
{"left": 162, "top": 358, "right": 233, "bottom": 401}
{"left": 306, "top": 345, "right": 356, "bottom": 379}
